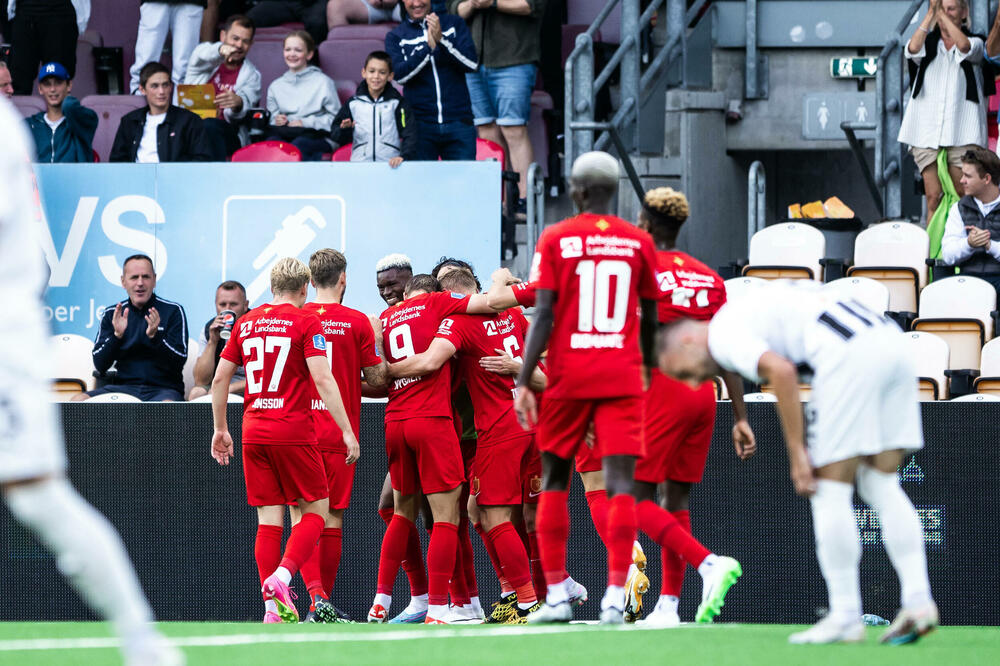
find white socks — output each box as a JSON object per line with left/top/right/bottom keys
{"left": 406, "top": 593, "right": 428, "bottom": 612}
{"left": 697, "top": 553, "right": 719, "bottom": 579}
{"left": 5, "top": 479, "right": 155, "bottom": 639}
{"left": 856, "top": 465, "right": 933, "bottom": 609}
{"left": 810, "top": 479, "right": 862, "bottom": 623}
{"left": 656, "top": 595, "right": 680, "bottom": 614}
{"left": 274, "top": 566, "right": 292, "bottom": 585}
{"left": 545, "top": 576, "right": 573, "bottom": 605}
{"left": 373, "top": 592, "right": 392, "bottom": 610}
{"left": 601, "top": 585, "right": 625, "bottom": 612}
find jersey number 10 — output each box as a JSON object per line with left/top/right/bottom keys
{"left": 575, "top": 259, "right": 631, "bottom": 333}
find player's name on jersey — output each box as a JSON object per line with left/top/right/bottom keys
{"left": 393, "top": 376, "right": 421, "bottom": 391}
{"left": 311, "top": 398, "right": 327, "bottom": 411}
{"left": 250, "top": 397, "right": 285, "bottom": 409}
{"left": 570, "top": 332, "right": 625, "bottom": 349}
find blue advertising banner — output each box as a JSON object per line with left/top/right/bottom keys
{"left": 34, "top": 162, "right": 501, "bottom": 342}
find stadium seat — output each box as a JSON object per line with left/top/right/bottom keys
{"left": 182, "top": 338, "right": 200, "bottom": 397}
{"left": 723, "top": 276, "right": 767, "bottom": 302}
{"left": 743, "top": 222, "right": 825, "bottom": 281}
{"left": 87, "top": 0, "right": 141, "bottom": 51}
{"left": 49, "top": 334, "right": 97, "bottom": 400}
{"left": 712, "top": 376, "right": 729, "bottom": 400}
{"left": 950, "top": 392, "right": 1000, "bottom": 402}
{"left": 742, "top": 392, "right": 777, "bottom": 402}
{"left": 567, "top": 0, "right": 621, "bottom": 44}
{"left": 336, "top": 80, "right": 357, "bottom": 106}
{"left": 476, "top": 137, "right": 505, "bottom": 163}
{"left": 189, "top": 393, "right": 244, "bottom": 403}
{"left": 760, "top": 383, "right": 811, "bottom": 401}
{"left": 251, "top": 40, "right": 290, "bottom": 96}
{"left": 82, "top": 95, "right": 148, "bottom": 162}
{"left": 901, "top": 331, "right": 950, "bottom": 400}
{"left": 912, "top": 275, "right": 997, "bottom": 370}
{"left": 87, "top": 392, "right": 143, "bottom": 403}
{"left": 823, "top": 276, "right": 891, "bottom": 315}
{"left": 326, "top": 23, "right": 397, "bottom": 42}
{"left": 561, "top": 24, "right": 603, "bottom": 65}
{"left": 254, "top": 23, "right": 306, "bottom": 41}
{"left": 331, "top": 144, "right": 352, "bottom": 161}
{"left": 847, "top": 221, "right": 929, "bottom": 313}
{"left": 973, "top": 337, "right": 1000, "bottom": 396}
{"left": 231, "top": 141, "right": 302, "bottom": 162}
{"left": 11, "top": 95, "right": 46, "bottom": 118}
{"left": 318, "top": 39, "right": 385, "bottom": 82}
{"left": 74, "top": 38, "right": 99, "bottom": 99}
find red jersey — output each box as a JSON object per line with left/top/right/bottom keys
{"left": 512, "top": 281, "right": 536, "bottom": 307}
{"left": 530, "top": 212, "right": 658, "bottom": 399}
{"left": 434, "top": 308, "right": 529, "bottom": 443}
{"left": 220, "top": 302, "right": 326, "bottom": 445}
{"left": 380, "top": 291, "right": 471, "bottom": 422}
{"left": 303, "top": 302, "right": 382, "bottom": 452}
{"left": 209, "top": 63, "right": 241, "bottom": 119}
{"left": 654, "top": 250, "right": 727, "bottom": 324}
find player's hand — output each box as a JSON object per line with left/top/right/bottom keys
{"left": 212, "top": 430, "right": 234, "bottom": 465}
{"left": 343, "top": 432, "right": 360, "bottom": 465}
{"left": 585, "top": 422, "right": 596, "bottom": 449}
{"left": 273, "top": 114, "right": 288, "bottom": 126}
{"left": 389, "top": 156, "right": 403, "bottom": 168}
{"left": 340, "top": 118, "right": 354, "bottom": 129}
{"left": 732, "top": 419, "right": 756, "bottom": 460}
{"left": 288, "top": 119, "right": 303, "bottom": 127}
{"left": 112, "top": 303, "right": 129, "bottom": 338}
{"left": 513, "top": 385, "right": 537, "bottom": 430}
{"left": 491, "top": 266, "right": 521, "bottom": 287}
{"left": 788, "top": 448, "right": 816, "bottom": 496}
{"left": 144, "top": 307, "right": 160, "bottom": 339}
{"left": 479, "top": 349, "right": 521, "bottom": 375}
{"left": 215, "top": 88, "right": 242, "bottom": 110}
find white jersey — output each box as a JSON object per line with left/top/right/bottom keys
{"left": 0, "top": 96, "right": 67, "bottom": 482}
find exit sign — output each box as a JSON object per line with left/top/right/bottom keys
{"left": 831, "top": 57, "right": 878, "bottom": 78}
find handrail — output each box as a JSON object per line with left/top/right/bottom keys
{"left": 840, "top": 120, "right": 884, "bottom": 216}
{"left": 525, "top": 163, "right": 545, "bottom": 261}
{"left": 747, "top": 161, "right": 765, "bottom": 250}
{"left": 569, "top": 121, "right": 645, "bottom": 202}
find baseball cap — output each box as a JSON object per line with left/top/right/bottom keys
{"left": 38, "top": 62, "right": 71, "bottom": 82}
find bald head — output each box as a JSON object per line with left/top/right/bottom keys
{"left": 571, "top": 151, "right": 619, "bottom": 188}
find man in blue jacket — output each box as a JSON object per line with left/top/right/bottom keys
{"left": 386, "top": 0, "right": 478, "bottom": 160}
{"left": 25, "top": 62, "right": 97, "bottom": 163}
{"left": 74, "top": 254, "right": 189, "bottom": 402}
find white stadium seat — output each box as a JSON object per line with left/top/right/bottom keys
{"left": 912, "top": 276, "right": 997, "bottom": 370}
{"left": 182, "top": 338, "right": 200, "bottom": 398}
{"left": 973, "top": 337, "right": 1000, "bottom": 396}
{"left": 86, "top": 392, "right": 143, "bottom": 403}
{"left": 743, "top": 223, "right": 825, "bottom": 281}
{"left": 847, "top": 221, "right": 928, "bottom": 313}
{"left": 950, "top": 393, "right": 1000, "bottom": 402}
{"left": 723, "top": 276, "right": 767, "bottom": 303}
{"left": 742, "top": 392, "right": 777, "bottom": 402}
{"left": 900, "top": 331, "right": 950, "bottom": 400}
{"left": 823, "top": 276, "right": 891, "bottom": 314}
{"left": 188, "top": 393, "right": 244, "bottom": 403}
{"left": 50, "top": 333, "right": 96, "bottom": 400}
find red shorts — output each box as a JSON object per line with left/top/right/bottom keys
{"left": 635, "top": 372, "right": 716, "bottom": 484}
{"left": 574, "top": 442, "right": 602, "bottom": 474}
{"left": 385, "top": 416, "right": 465, "bottom": 495}
{"left": 537, "top": 396, "right": 645, "bottom": 461}
{"left": 243, "top": 443, "right": 327, "bottom": 507}
{"left": 521, "top": 435, "right": 542, "bottom": 505}
{"left": 321, "top": 448, "right": 357, "bottom": 510}
{"left": 460, "top": 438, "right": 477, "bottom": 482}
{"left": 472, "top": 432, "right": 536, "bottom": 507}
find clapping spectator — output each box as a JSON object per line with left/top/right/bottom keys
{"left": 451, "top": 0, "right": 545, "bottom": 211}
{"left": 942, "top": 148, "right": 1000, "bottom": 298}
{"left": 326, "top": 0, "right": 401, "bottom": 29}
{"left": 26, "top": 62, "right": 97, "bottom": 163}
{"left": 129, "top": 1, "right": 206, "bottom": 94}
{"left": 246, "top": 0, "right": 329, "bottom": 46}
{"left": 110, "top": 62, "right": 213, "bottom": 162}
{"left": 0, "top": 61, "right": 16, "bottom": 98}
{"left": 265, "top": 30, "right": 340, "bottom": 161}
{"left": 330, "top": 50, "right": 416, "bottom": 166}
{"left": 7, "top": 0, "right": 88, "bottom": 95}
{"left": 386, "top": 0, "right": 478, "bottom": 160}
{"left": 898, "top": 0, "right": 988, "bottom": 223}
{"left": 185, "top": 14, "right": 261, "bottom": 158}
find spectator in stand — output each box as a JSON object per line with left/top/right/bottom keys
{"left": 110, "top": 62, "right": 213, "bottom": 162}
{"left": 129, "top": 1, "right": 206, "bottom": 94}
{"left": 185, "top": 14, "right": 261, "bottom": 158}
{"left": 246, "top": 0, "right": 329, "bottom": 46}
{"left": 265, "top": 30, "right": 340, "bottom": 161}
{"left": 6, "top": 0, "right": 88, "bottom": 95}
{"left": 73, "top": 254, "right": 189, "bottom": 402}
{"left": 200, "top": 0, "right": 247, "bottom": 42}
{"left": 326, "top": 0, "right": 401, "bottom": 29}
{"left": 25, "top": 61, "right": 96, "bottom": 163}
{"left": 188, "top": 280, "right": 249, "bottom": 400}
{"left": 0, "top": 61, "right": 14, "bottom": 98}
{"left": 898, "top": 0, "right": 988, "bottom": 223}
{"left": 942, "top": 148, "right": 1000, "bottom": 297}
{"left": 451, "top": 0, "right": 545, "bottom": 212}
{"left": 330, "top": 50, "right": 416, "bottom": 167}
{"left": 386, "top": 0, "right": 478, "bottom": 160}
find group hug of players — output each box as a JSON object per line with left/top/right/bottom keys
{"left": 209, "top": 151, "right": 750, "bottom": 627}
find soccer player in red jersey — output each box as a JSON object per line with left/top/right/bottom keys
{"left": 291, "top": 249, "right": 389, "bottom": 622}
{"left": 211, "top": 257, "right": 359, "bottom": 623}
{"left": 512, "top": 151, "right": 660, "bottom": 624}
{"left": 627, "top": 187, "right": 753, "bottom": 625}
{"left": 387, "top": 268, "right": 550, "bottom": 623}
{"left": 368, "top": 273, "right": 497, "bottom": 624}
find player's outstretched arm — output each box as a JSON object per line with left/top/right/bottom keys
{"left": 210, "top": 359, "right": 238, "bottom": 465}
{"left": 722, "top": 370, "right": 756, "bottom": 460}
{"left": 307, "top": 356, "right": 361, "bottom": 464}
{"left": 514, "top": 289, "right": 554, "bottom": 428}
{"left": 486, "top": 267, "right": 521, "bottom": 310}
{"left": 757, "top": 351, "right": 814, "bottom": 496}
{"left": 390, "top": 338, "right": 457, "bottom": 378}
{"left": 466, "top": 293, "right": 501, "bottom": 315}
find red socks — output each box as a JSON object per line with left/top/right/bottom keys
{"left": 458, "top": 516, "right": 478, "bottom": 598}
{"left": 427, "top": 522, "right": 459, "bottom": 607}
{"left": 449, "top": 538, "right": 471, "bottom": 606}
{"left": 637, "top": 500, "right": 709, "bottom": 568}
{"left": 376, "top": 514, "right": 413, "bottom": 595}
{"left": 488, "top": 521, "right": 536, "bottom": 605}
{"left": 606, "top": 494, "right": 637, "bottom": 587}
{"left": 254, "top": 524, "right": 283, "bottom": 586}
{"left": 536, "top": 490, "right": 570, "bottom": 586}
{"left": 476, "top": 522, "right": 512, "bottom": 594}
{"left": 378, "top": 507, "right": 428, "bottom": 596}
{"left": 527, "top": 530, "right": 546, "bottom": 599}
{"left": 278, "top": 512, "right": 323, "bottom": 576}
{"left": 662, "top": 510, "right": 690, "bottom": 596}
{"left": 585, "top": 489, "right": 611, "bottom": 548}
{"left": 320, "top": 527, "right": 343, "bottom": 595}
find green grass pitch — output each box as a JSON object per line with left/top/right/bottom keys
{"left": 0, "top": 622, "right": 997, "bottom": 666}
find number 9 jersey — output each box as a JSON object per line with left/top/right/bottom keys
{"left": 530, "top": 212, "right": 659, "bottom": 400}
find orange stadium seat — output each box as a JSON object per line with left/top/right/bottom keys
{"left": 901, "top": 331, "right": 950, "bottom": 400}
{"left": 847, "top": 221, "right": 928, "bottom": 313}
{"left": 743, "top": 222, "right": 825, "bottom": 281}
{"left": 912, "top": 275, "right": 996, "bottom": 371}
{"left": 231, "top": 141, "right": 302, "bottom": 162}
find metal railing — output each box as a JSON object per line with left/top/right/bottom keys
{"left": 525, "top": 163, "right": 545, "bottom": 260}
{"left": 747, "top": 161, "right": 766, "bottom": 249}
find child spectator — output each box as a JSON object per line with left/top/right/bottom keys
{"left": 330, "top": 50, "right": 415, "bottom": 167}
{"left": 25, "top": 62, "right": 97, "bottom": 163}
{"left": 265, "top": 30, "right": 341, "bottom": 161}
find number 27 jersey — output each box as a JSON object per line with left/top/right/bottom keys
{"left": 530, "top": 212, "right": 659, "bottom": 400}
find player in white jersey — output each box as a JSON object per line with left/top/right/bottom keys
{"left": 0, "top": 96, "right": 181, "bottom": 665}
{"left": 659, "top": 281, "right": 936, "bottom": 645}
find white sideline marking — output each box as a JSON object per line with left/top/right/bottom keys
{"left": 0, "top": 623, "right": 718, "bottom": 652}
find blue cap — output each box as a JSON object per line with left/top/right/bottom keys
{"left": 38, "top": 62, "right": 70, "bottom": 82}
